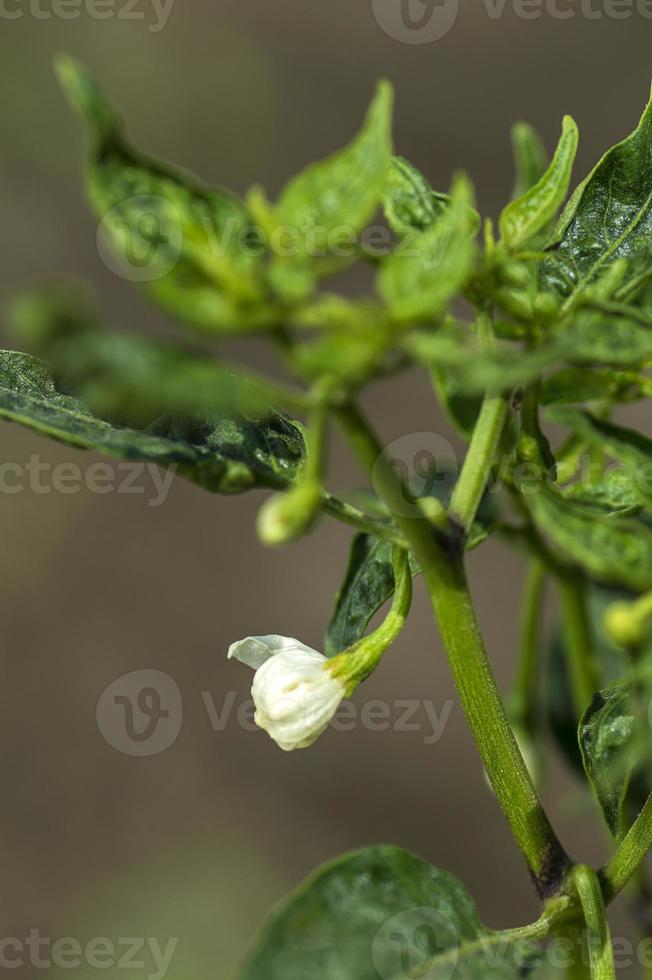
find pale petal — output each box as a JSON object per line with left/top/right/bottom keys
{"left": 227, "top": 634, "right": 319, "bottom": 670}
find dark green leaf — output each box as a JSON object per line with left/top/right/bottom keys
{"left": 580, "top": 681, "right": 638, "bottom": 840}
{"left": 542, "top": 88, "right": 652, "bottom": 301}
{"left": 526, "top": 488, "right": 652, "bottom": 591}
{"left": 0, "top": 351, "right": 304, "bottom": 494}
{"left": 500, "top": 116, "right": 578, "bottom": 251}
{"left": 550, "top": 408, "right": 652, "bottom": 509}
{"left": 383, "top": 156, "right": 449, "bottom": 235}
{"left": 378, "top": 174, "right": 477, "bottom": 322}
{"left": 511, "top": 121, "right": 548, "bottom": 198}
{"left": 238, "top": 847, "right": 543, "bottom": 980}
{"left": 326, "top": 471, "right": 497, "bottom": 655}
{"left": 325, "top": 535, "right": 419, "bottom": 656}
{"left": 56, "top": 56, "right": 265, "bottom": 334}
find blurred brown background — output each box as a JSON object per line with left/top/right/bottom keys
{"left": 1, "top": 2, "right": 651, "bottom": 977}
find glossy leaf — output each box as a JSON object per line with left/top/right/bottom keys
{"left": 383, "top": 156, "right": 449, "bottom": 235}
{"left": 580, "top": 681, "right": 637, "bottom": 841}
{"left": 56, "top": 56, "right": 264, "bottom": 334}
{"left": 500, "top": 116, "right": 578, "bottom": 251}
{"left": 511, "top": 121, "right": 548, "bottom": 198}
{"left": 325, "top": 535, "right": 418, "bottom": 656}
{"left": 238, "top": 847, "right": 543, "bottom": 980}
{"left": 0, "top": 351, "right": 304, "bottom": 494}
{"left": 275, "top": 81, "right": 393, "bottom": 256}
{"left": 378, "top": 174, "right": 477, "bottom": 322}
{"left": 526, "top": 488, "right": 652, "bottom": 591}
{"left": 542, "top": 87, "right": 652, "bottom": 300}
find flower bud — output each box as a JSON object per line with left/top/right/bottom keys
{"left": 228, "top": 635, "right": 345, "bottom": 751}
{"left": 604, "top": 602, "right": 646, "bottom": 649}
{"left": 256, "top": 482, "right": 322, "bottom": 547}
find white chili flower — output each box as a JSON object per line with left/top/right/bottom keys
{"left": 228, "top": 635, "right": 346, "bottom": 751}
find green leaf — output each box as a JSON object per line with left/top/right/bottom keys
{"left": 55, "top": 55, "right": 265, "bottom": 334}
{"left": 526, "top": 488, "right": 652, "bottom": 591}
{"left": 0, "top": 351, "right": 305, "bottom": 494}
{"left": 275, "top": 81, "right": 393, "bottom": 257}
{"left": 511, "top": 121, "right": 548, "bottom": 198}
{"left": 559, "top": 310, "right": 652, "bottom": 367}
{"left": 326, "top": 471, "right": 497, "bottom": 655}
{"left": 383, "top": 156, "right": 449, "bottom": 235}
{"left": 547, "top": 584, "right": 632, "bottom": 775}
{"left": 325, "top": 534, "right": 418, "bottom": 657}
{"left": 378, "top": 174, "right": 477, "bottom": 322}
{"left": 542, "top": 87, "right": 652, "bottom": 301}
{"left": 549, "top": 408, "right": 652, "bottom": 509}
{"left": 562, "top": 471, "right": 643, "bottom": 519}
{"left": 238, "top": 847, "right": 543, "bottom": 980}
{"left": 540, "top": 368, "right": 646, "bottom": 406}
{"left": 500, "top": 116, "right": 578, "bottom": 251}
{"left": 580, "top": 681, "right": 638, "bottom": 841}
{"left": 431, "top": 366, "right": 483, "bottom": 439}
{"left": 6, "top": 280, "right": 100, "bottom": 349}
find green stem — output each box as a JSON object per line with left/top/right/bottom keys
{"left": 558, "top": 574, "right": 599, "bottom": 721}
{"left": 336, "top": 401, "right": 570, "bottom": 894}
{"left": 331, "top": 547, "right": 412, "bottom": 687}
{"left": 601, "top": 793, "right": 652, "bottom": 904}
{"left": 320, "top": 494, "right": 406, "bottom": 547}
{"left": 449, "top": 314, "right": 510, "bottom": 534}
{"left": 572, "top": 865, "right": 616, "bottom": 980}
{"left": 448, "top": 388, "right": 509, "bottom": 533}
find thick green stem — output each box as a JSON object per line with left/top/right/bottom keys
{"left": 572, "top": 866, "right": 616, "bottom": 980}
{"left": 601, "top": 794, "right": 652, "bottom": 903}
{"left": 558, "top": 574, "right": 599, "bottom": 721}
{"left": 336, "top": 401, "right": 570, "bottom": 894}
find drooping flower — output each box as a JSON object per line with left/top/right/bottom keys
{"left": 228, "top": 635, "right": 346, "bottom": 751}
